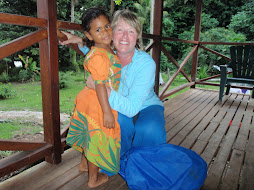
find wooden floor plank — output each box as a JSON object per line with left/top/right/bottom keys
{"left": 220, "top": 149, "right": 244, "bottom": 190}
{"left": 202, "top": 94, "right": 248, "bottom": 189}
{"left": 239, "top": 104, "right": 254, "bottom": 190}
{"left": 187, "top": 95, "right": 234, "bottom": 153}
{"left": 37, "top": 165, "right": 85, "bottom": 190}
{"left": 163, "top": 88, "right": 203, "bottom": 118}
{"left": 60, "top": 172, "right": 88, "bottom": 190}
{"left": 177, "top": 92, "right": 218, "bottom": 138}
{"left": 169, "top": 92, "right": 218, "bottom": 145}
{"left": 180, "top": 93, "right": 236, "bottom": 149}
{"left": 202, "top": 154, "right": 228, "bottom": 190}
{"left": 201, "top": 94, "right": 243, "bottom": 165}
{"left": 0, "top": 148, "right": 81, "bottom": 190}
{"left": 234, "top": 97, "right": 254, "bottom": 151}
{"left": 165, "top": 90, "right": 207, "bottom": 126}
{"left": 166, "top": 90, "right": 212, "bottom": 138}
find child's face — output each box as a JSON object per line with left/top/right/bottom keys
{"left": 85, "top": 15, "right": 113, "bottom": 48}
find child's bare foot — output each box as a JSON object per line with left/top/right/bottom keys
{"left": 87, "top": 173, "right": 109, "bottom": 188}
{"left": 79, "top": 155, "right": 88, "bottom": 172}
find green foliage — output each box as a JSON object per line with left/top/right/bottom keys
{"left": 133, "top": 0, "right": 151, "bottom": 33}
{"left": 199, "top": 13, "right": 219, "bottom": 32}
{"left": 197, "top": 65, "right": 210, "bottom": 79}
{"left": 229, "top": 1, "right": 254, "bottom": 41}
{"left": 0, "top": 83, "right": 16, "bottom": 99}
{"left": 18, "top": 55, "right": 40, "bottom": 82}
{"left": 0, "top": 72, "right": 10, "bottom": 83}
{"left": 59, "top": 71, "right": 74, "bottom": 89}
{"left": 114, "top": 0, "right": 122, "bottom": 5}
{"left": 18, "top": 70, "right": 30, "bottom": 82}
{"left": 202, "top": 0, "right": 248, "bottom": 27}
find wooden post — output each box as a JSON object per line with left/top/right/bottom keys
{"left": 151, "top": 0, "right": 163, "bottom": 95}
{"left": 191, "top": 0, "right": 202, "bottom": 88}
{"left": 37, "top": 0, "right": 61, "bottom": 164}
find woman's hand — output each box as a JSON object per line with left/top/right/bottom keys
{"left": 86, "top": 75, "right": 95, "bottom": 90}
{"left": 59, "top": 31, "right": 83, "bottom": 47}
{"left": 86, "top": 75, "right": 111, "bottom": 96}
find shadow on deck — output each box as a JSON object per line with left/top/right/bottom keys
{"left": 1, "top": 88, "right": 254, "bottom": 190}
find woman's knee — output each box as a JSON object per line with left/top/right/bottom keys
{"left": 136, "top": 118, "right": 166, "bottom": 139}
{"left": 133, "top": 106, "right": 166, "bottom": 146}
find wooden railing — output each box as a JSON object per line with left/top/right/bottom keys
{"left": 1, "top": 0, "right": 254, "bottom": 179}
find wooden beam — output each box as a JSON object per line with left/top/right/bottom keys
{"left": 159, "top": 82, "right": 195, "bottom": 100}
{"left": 0, "top": 12, "right": 47, "bottom": 28}
{"left": 200, "top": 45, "right": 231, "bottom": 61}
{"left": 0, "top": 144, "right": 53, "bottom": 178}
{"left": 57, "top": 20, "right": 83, "bottom": 31}
{"left": 191, "top": 0, "right": 202, "bottom": 88}
{"left": 161, "top": 45, "right": 191, "bottom": 82}
{"left": 37, "top": 0, "right": 62, "bottom": 164}
{"left": 145, "top": 41, "right": 155, "bottom": 52}
{"left": 198, "top": 71, "right": 232, "bottom": 82}
{"left": 196, "top": 81, "right": 253, "bottom": 90}
{"left": 151, "top": 0, "right": 163, "bottom": 95}
{"left": 200, "top": 41, "right": 254, "bottom": 46}
{"left": 0, "top": 29, "right": 47, "bottom": 60}
{"left": 61, "top": 123, "right": 70, "bottom": 138}
{"left": 159, "top": 45, "right": 198, "bottom": 98}
{"left": 195, "top": 81, "right": 220, "bottom": 87}
{"left": 142, "top": 33, "right": 157, "bottom": 40}
{"left": 0, "top": 140, "right": 47, "bottom": 151}
{"left": 162, "top": 36, "right": 199, "bottom": 45}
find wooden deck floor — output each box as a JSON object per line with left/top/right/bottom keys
{"left": 1, "top": 88, "right": 254, "bottom": 190}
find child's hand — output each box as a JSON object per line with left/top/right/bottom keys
{"left": 103, "top": 112, "right": 115, "bottom": 129}
{"left": 59, "top": 31, "right": 83, "bottom": 46}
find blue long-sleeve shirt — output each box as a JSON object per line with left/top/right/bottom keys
{"left": 79, "top": 46, "right": 163, "bottom": 118}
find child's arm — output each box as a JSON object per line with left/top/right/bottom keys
{"left": 96, "top": 84, "right": 115, "bottom": 129}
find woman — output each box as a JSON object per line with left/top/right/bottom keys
{"left": 60, "top": 9, "right": 207, "bottom": 190}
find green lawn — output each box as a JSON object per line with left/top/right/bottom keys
{"left": 0, "top": 74, "right": 86, "bottom": 115}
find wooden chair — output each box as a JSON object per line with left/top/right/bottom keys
{"left": 219, "top": 45, "right": 254, "bottom": 101}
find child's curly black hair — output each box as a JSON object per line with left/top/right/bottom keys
{"left": 81, "top": 7, "right": 109, "bottom": 48}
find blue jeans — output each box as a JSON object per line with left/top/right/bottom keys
{"left": 119, "top": 105, "right": 166, "bottom": 157}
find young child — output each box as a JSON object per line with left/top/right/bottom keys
{"left": 66, "top": 7, "right": 121, "bottom": 188}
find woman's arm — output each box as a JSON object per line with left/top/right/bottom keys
{"left": 96, "top": 84, "right": 115, "bottom": 128}
{"left": 109, "top": 54, "right": 157, "bottom": 118}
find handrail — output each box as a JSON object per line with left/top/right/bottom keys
{"left": 0, "top": 29, "right": 48, "bottom": 60}
{"left": 57, "top": 20, "right": 82, "bottom": 31}
{"left": 0, "top": 144, "right": 53, "bottom": 177}
{"left": 0, "top": 140, "right": 47, "bottom": 151}
{"left": 0, "top": 12, "right": 47, "bottom": 28}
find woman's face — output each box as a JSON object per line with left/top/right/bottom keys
{"left": 113, "top": 18, "right": 138, "bottom": 55}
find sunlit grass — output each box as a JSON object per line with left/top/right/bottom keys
{"left": 0, "top": 120, "right": 43, "bottom": 139}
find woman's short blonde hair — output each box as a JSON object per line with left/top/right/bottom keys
{"left": 111, "top": 9, "right": 143, "bottom": 50}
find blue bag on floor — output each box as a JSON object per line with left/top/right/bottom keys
{"left": 119, "top": 143, "right": 207, "bottom": 190}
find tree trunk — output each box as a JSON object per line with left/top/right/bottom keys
{"left": 110, "top": 0, "right": 114, "bottom": 19}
